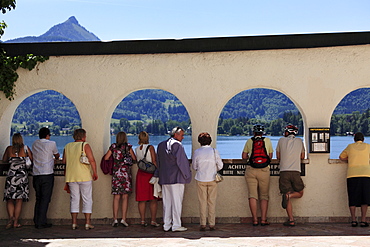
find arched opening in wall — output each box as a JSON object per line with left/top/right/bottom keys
{"left": 330, "top": 88, "right": 370, "bottom": 159}
{"left": 11, "top": 90, "right": 81, "bottom": 154}
{"left": 217, "top": 88, "right": 303, "bottom": 159}
{"left": 110, "top": 89, "right": 191, "bottom": 156}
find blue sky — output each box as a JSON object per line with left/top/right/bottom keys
{"left": 1, "top": 0, "right": 370, "bottom": 41}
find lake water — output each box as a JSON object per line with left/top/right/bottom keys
{"left": 19, "top": 135, "right": 354, "bottom": 159}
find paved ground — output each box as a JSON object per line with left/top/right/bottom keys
{"left": 1, "top": 222, "right": 370, "bottom": 247}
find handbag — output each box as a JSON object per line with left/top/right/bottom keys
{"left": 100, "top": 154, "right": 114, "bottom": 175}
{"left": 24, "top": 145, "right": 33, "bottom": 169}
{"left": 80, "top": 142, "right": 90, "bottom": 165}
{"left": 215, "top": 172, "right": 223, "bottom": 182}
{"left": 137, "top": 145, "right": 156, "bottom": 174}
{"left": 213, "top": 148, "right": 223, "bottom": 183}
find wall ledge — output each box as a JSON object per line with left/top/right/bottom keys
{"left": 328, "top": 159, "right": 347, "bottom": 164}
{"left": 0, "top": 216, "right": 355, "bottom": 226}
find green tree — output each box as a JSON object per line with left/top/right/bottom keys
{"left": 0, "top": 0, "right": 49, "bottom": 100}
{"left": 119, "top": 118, "right": 131, "bottom": 132}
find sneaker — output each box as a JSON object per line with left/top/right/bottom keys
{"left": 172, "top": 226, "right": 187, "bottom": 232}
{"left": 112, "top": 220, "right": 118, "bottom": 227}
{"left": 120, "top": 219, "right": 129, "bottom": 227}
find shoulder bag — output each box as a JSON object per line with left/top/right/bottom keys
{"left": 24, "top": 145, "right": 33, "bottom": 169}
{"left": 213, "top": 148, "right": 223, "bottom": 182}
{"left": 80, "top": 142, "right": 90, "bottom": 165}
{"left": 137, "top": 145, "right": 156, "bottom": 174}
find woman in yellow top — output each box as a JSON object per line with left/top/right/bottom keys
{"left": 339, "top": 132, "right": 370, "bottom": 227}
{"left": 63, "top": 129, "right": 98, "bottom": 230}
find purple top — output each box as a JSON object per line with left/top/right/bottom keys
{"left": 157, "top": 138, "right": 191, "bottom": 185}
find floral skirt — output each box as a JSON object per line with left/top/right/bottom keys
{"left": 111, "top": 164, "right": 132, "bottom": 195}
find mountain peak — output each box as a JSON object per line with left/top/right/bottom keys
{"left": 66, "top": 16, "right": 79, "bottom": 25}
{"left": 4, "top": 16, "right": 100, "bottom": 43}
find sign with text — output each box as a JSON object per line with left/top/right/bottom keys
{"left": 309, "top": 128, "right": 330, "bottom": 153}
{"left": 0, "top": 161, "right": 66, "bottom": 176}
{"left": 220, "top": 159, "right": 306, "bottom": 176}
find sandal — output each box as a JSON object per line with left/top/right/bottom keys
{"left": 151, "top": 221, "right": 160, "bottom": 227}
{"left": 13, "top": 223, "right": 22, "bottom": 228}
{"left": 252, "top": 221, "right": 259, "bottom": 226}
{"left": 85, "top": 224, "right": 94, "bottom": 230}
{"left": 141, "top": 221, "right": 148, "bottom": 227}
{"left": 283, "top": 220, "right": 295, "bottom": 227}
{"left": 260, "top": 220, "right": 270, "bottom": 226}
{"left": 360, "top": 221, "right": 369, "bottom": 227}
{"left": 351, "top": 221, "right": 358, "bottom": 227}
{"left": 5, "top": 218, "right": 14, "bottom": 229}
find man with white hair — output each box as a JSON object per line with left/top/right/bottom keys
{"left": 157, "top": 127, "right": 191, "bottom": 232}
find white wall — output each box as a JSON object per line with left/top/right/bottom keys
{"left": 1, "top": 44, "right": 369, "bottom": 224}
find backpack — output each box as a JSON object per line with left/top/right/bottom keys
{"left": 248, "top": 137, "right": 270, "bottom": 168}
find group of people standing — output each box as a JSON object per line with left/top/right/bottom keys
{"left": 242, "top": 124, "right": 305, "bottom": 227}
{"left": 3, "top": 128, "right": 59, "bottom": 229}
{"left": 2, "top": 124, "right": 369, "bottom": 231}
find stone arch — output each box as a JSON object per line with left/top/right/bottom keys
{"left": 11, "top": 90, "right": 82, "bottom": 135}
{"left": 107, "top": 88, "right": 192, "bottom": 142}
{"left": 330, "top": 87, "right": 370, "bottom": 158}
{"left": 0, "top": 89, "right": 82, "bottom": 152}
{"left": 216, "top": 87, "right": 304, "bottom": 158}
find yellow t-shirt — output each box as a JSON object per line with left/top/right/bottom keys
{"left": 339, "top": 141, "right": 370, "bottom": 178}
{"left": 65, "top": 141, "right": 92, "bottom": 182}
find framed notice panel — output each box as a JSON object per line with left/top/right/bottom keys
{"left": 309, "top": 128, "right": 330, "bottom": 153}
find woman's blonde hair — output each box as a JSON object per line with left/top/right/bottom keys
{"left": 138, "top": 131, "right": 149, "bottom": 145}
{"left": 116, "top": 131, "right": 128, "bottom": 146}
{"left": 73, "top": 129, "right": 86, "bottom": 141}
{"left": 12, "top": 133, "right": 24, "bottom": 154}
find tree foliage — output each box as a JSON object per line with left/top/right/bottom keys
{"left": 0, "top": 0, "right": 16, "bottom": 14}
{"left": 0, "top": 0, "right": 49, "bottom": 100}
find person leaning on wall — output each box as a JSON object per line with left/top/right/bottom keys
{"left": 339, "top": 132, "right": 370, "bottom": 227}
{"left": 157, "top": 126, "right": 192, "bottom": 232}
{"left": 134, "top": 131, "right": 160, "bottom": 227}
{"left": 32, "top": 127, "right": 60, "bottom": 229}
{"left": 104, "top": 131, "right": 137, "bottom": 227}
{"left": 192, "top": 132, "right": 223, "bottom": 231}
{"left": 62, "top": 128, "right": 98, "bottom": 230}
{"left": 242, "top": 124, "right": 273, "bottom": 226}
{"left": 2, "top": 133, "right": 32, "bottom": 229}
{"left": 276, "top": 125, "right": 305, "bottom": 227}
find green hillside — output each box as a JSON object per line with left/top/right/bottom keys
{"left": 11, "top": 88, "right": 370, "bottom": 136}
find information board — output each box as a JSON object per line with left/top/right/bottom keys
{"left": 309, "top": 127, "right": 330, "bottom": 153}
